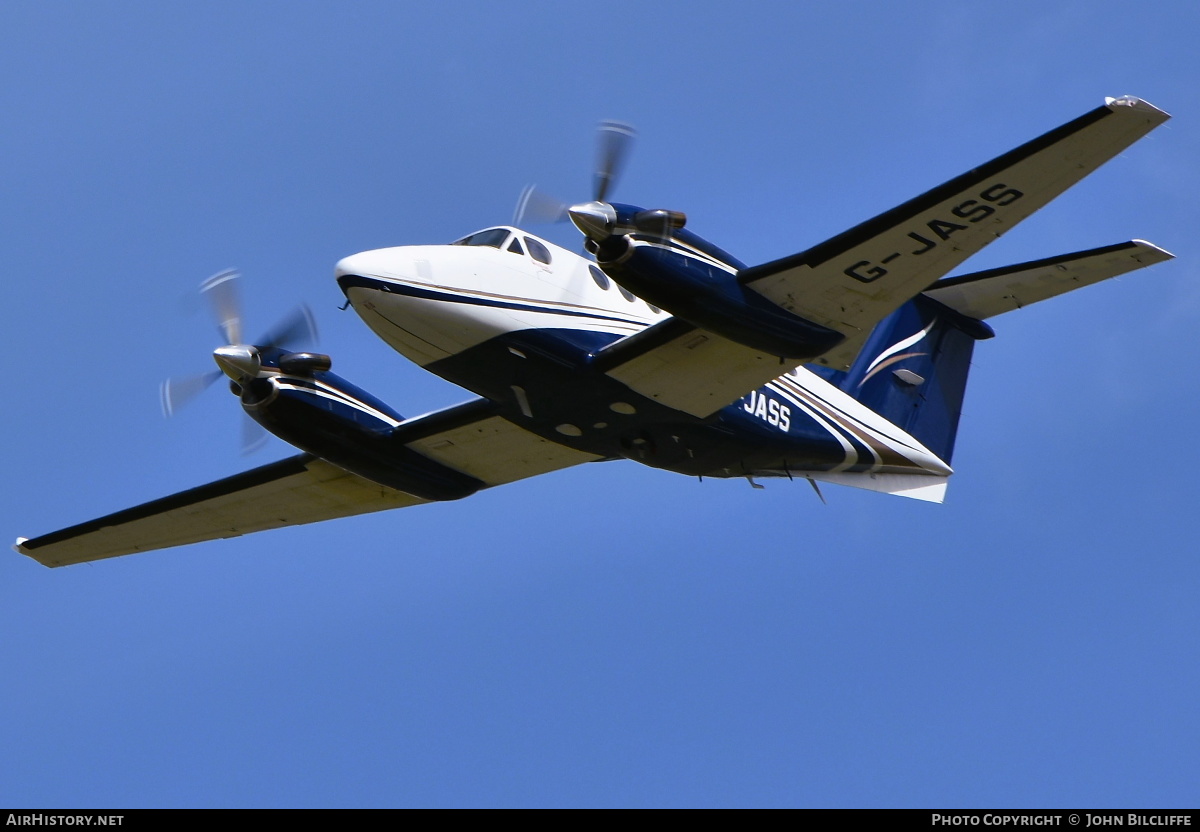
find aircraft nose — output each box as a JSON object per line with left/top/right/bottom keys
{"left": 335, "top": 251, "right": 376, "bottom": 278}
{"left": 335, "top": 248, "right": 425, "bottom": 284}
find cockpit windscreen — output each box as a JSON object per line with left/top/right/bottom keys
{"left": 451, "top": 228, "right": 510, "bottom": 248}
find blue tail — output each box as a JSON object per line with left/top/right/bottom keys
{"left": 815, "top": 295, "right": 994, "bottom": 464}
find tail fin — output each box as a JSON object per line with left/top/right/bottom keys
{"left": 828, "top": 295, "right": 991, "bottom": 464}
{"left": 813, "top": 240, "right": 1173, "bottom": 464}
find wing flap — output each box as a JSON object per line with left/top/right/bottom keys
{"left": 739, "top": 96, "right": 1169, "bottom": 370}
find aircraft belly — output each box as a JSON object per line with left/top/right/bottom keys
{"left": 418, "top": 326, "right": 949, "bottom": 482}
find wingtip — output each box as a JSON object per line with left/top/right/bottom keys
{"left": 13, "top": 537, "right": 30, "bottom": 556}
{"left": 1129, "top": 239, "right": 1176, "bottom": 262}
{"left": 1104, "top": 95, "right": 1171, "bottom": 121}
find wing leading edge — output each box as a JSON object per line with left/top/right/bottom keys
{"left": 16, "top": 401, "right": 601, "bottom": 567}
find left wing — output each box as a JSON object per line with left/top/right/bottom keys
{"left": 16, "top": 400, "right": 600, "bottom": 567}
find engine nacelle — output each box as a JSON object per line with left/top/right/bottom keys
{"left": 595, "top": 231, "right": 844, "bottom": 359}
{"left": 241, "top": 359, "right": 481, "bottom": 501}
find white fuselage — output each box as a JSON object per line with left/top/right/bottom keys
{"left": 334, "top": 226, "right": 953, "bottom": 496}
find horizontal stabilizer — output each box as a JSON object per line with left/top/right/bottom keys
{"left": 923, "top": 240, "right": 1173, "bottom": 319}
{"left": 805, "top": 471, "right": 948, "bottom": 503}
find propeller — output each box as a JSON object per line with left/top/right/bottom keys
{"left": 512, "top": 120, "right": 688, "bottom": 254}
{"left": 512, "top": 120, "right": 637, "bottom": 229}
{"left": 160, "top": 269, "right": 318, "bottom": 453}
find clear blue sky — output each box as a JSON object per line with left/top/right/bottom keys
{"left": 3, "top": 1, "right": 1198, "bottom": 808}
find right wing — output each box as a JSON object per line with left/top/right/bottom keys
{"left": 738, "top": 96, "right": 1169, "bottom": 371}
{"left": 594, "top": 97, "right": 1169, "bottom": 417}
{"left": 16, "top": 399, "right": 601, "bottom": 568}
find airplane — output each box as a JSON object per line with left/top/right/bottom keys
{"left": 14, "top": 96, "right": 1173, "bottom": 568}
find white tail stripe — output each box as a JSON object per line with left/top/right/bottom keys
{"left": 768, "top": 382, "right": 884, "bottom": 472}
{"left": 862, "top": 318, "right": 937, "bottom": 377}
{"left": 765, "top": 384, "right": 860, "bottom": 472}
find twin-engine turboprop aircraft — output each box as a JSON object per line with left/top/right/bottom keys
{"left": 16, "top": 97, "right": 1174, "bottom": 567}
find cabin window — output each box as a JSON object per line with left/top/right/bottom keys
{"left": 524, "top": 237, "right": 552, "bottom": 265}
{"left": 618, "top": 285, "right": 636, "bottom": 302}
{"left": 452, "top": 228, "right": 510, "bottom": 249}
{"left": 588, "top": 265, "right": 610, "bottom": 290}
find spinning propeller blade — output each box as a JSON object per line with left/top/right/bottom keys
{"left": 513, "top": 185, "right": 569, "bottom": 226}
{"left": 241, "top": 413, "right": 269, "bottom": 456}
{"left": 200, "top": 268, "right": 242, "bottom": 345}
{"left": 159, "top": 370, "right": 222, "bottom": 417}
{"left": 257, "top": 304, "right": 318, "bottom": 352}
{"left": 593, "top": 120, "right": 635, "bottom": 203}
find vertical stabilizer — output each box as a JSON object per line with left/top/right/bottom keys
{"left": 815, "top": 239, "right": 1173, "bottom": 465}
{"left": 824, "top": 295, "right": 993, "bottom": 464}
